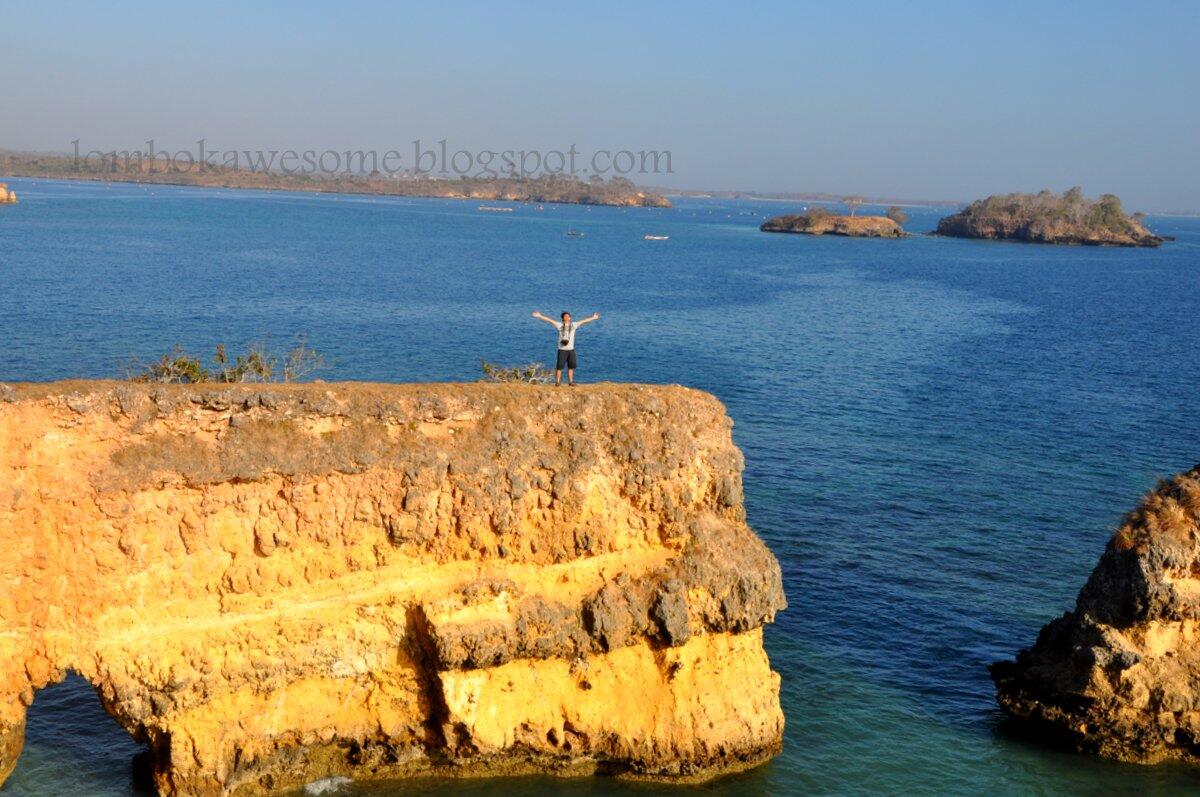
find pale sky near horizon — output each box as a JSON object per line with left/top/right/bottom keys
{"left": 2, "top": 0, "right": 1198, "bottom": 210}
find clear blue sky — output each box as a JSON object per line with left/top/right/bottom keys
{"left": 3, "top": 0, "right": 1197, "bottom": 209}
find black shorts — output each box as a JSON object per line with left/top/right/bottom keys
{"left": 555, "top": 348, "right": 577, "bottom": 369}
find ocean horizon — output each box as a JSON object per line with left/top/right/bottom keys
{"left": 1, "top": 177, "right": 1199, "bottom": 795}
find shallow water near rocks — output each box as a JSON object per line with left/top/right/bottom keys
{"left": 1, "top": 178, "right": 1198, "bottom": 795}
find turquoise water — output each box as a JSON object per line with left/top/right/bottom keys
{"left": 1, "top": 178, "right": 1198, "bottom": 796}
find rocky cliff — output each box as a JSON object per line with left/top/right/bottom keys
{"left": 760, "top": 213, "right": 905, "bottom": 238}
{"left": 0, "top": 381, "right": 784, "bottom": 794}
{"left": 992, "top": 464, "right": 1200, "bottom": 762}
{"left": 0, "top": 183, "right": 17, "bottom": 204}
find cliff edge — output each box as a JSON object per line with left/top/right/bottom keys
{"left": 0, "top": 381, "right": 784, "bottom": 795}
{"left": 992, "top": 465, "right": 1200, "bottom": 762}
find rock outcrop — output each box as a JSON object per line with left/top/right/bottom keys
{"left": 0, "top": 183, "right": 16, "bottom": 204}
{"left": 0, "top": 381, "right": 784, "bottom": 794}
{"left": 760, "top": 213, "right": 905, "bottom": 238}
{"left": 936, "top": 189, "right": 1162, "bottom": 247}
{"left": 992, "top": 465, "right": 1200, "bottom": 762}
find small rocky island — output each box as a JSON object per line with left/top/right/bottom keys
{"left": 936, "top": 188, "right": 1162, "bottom": 247}
{"left": 992, "top": 464, "right": 1200, "bottom": 763}
{"left": 0, "top": 183, "right": 16, "bottom": 204}
{"left": 761, "top": 205, "right": 906, "bottom": 238}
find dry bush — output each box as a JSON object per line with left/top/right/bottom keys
{"left": 480, "top": 360, "right": 554, "bottom": 383}
{"left": 128, "top": 336, "right": 326, "bottom": 384}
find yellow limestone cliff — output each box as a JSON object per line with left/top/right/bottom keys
{"left": 0, "top": 381, "right": 785, "bottom": 794}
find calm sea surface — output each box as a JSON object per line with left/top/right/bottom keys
{"left": 1, "top": 178, "right": 1198, "bottom": 796}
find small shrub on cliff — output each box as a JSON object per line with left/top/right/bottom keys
{"left": 129, "top": 345, "right": 211, "bottom": 384}
{"left": 480, "top": 360, "right": 554, "bottom": 383}
{"left": 280, "top": 336, "right": 326, "bottom": 382}
{"left": 128, "top": 337, "right": 326, "bottom": 383}
{"left": 211, "top": 342, "right": 274, "bottom": 383}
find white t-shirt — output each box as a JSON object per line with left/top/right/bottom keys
{"left": 556, "top": 321, "right": 580, "bottom": 350}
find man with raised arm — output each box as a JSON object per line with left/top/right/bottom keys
{"left": 531, "top": 310, "right": 600, "bottom": 386}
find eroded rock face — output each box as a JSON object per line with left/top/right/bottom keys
{"left": 0, "top": 183, "right": 17, "bottom": 204}
{"left": 992, "top": 465, "right": 1200, "bottom": 762}
{"left": 0, "top": 381, "right": 785, "bottom": 794}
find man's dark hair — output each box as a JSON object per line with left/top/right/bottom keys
{"left": 561, "top": 311, "right": 570, "bottom": 319}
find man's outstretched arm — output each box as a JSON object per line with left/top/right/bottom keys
{"left": 576, "top": 312, "right": 601, "bottom": 326}
{"left": 531, "top": 311, "right": 559, "bottom": 326}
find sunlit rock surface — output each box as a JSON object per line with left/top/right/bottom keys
{"left": 0, "top": 381, "right": 785, "bottom": 794}
{"left": 993, "top": 465, "right": 1200, "bottom": 762}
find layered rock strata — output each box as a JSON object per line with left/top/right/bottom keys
{"left": 0, "top": 381, "right": 784, "bottom": 794}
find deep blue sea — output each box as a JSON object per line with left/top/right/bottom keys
{"left": 1, "top": 178, "right": 1198, "bottom": 796}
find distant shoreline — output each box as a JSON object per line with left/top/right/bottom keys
{"left": 0, "top": 151, "right": 672, "bottom": 209}
{"left": 6, "top": 166, "right": 1194, "bottom": 219}
{"left": 654, "top": 187, "right": 958, "bottom": 208}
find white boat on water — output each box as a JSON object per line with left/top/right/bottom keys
{"left": 643, "top": 234, "right": 669, "bottom": 240}
{"left": 478, "top": 205, "right": 514, "bottom": 212}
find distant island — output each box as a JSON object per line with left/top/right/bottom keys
{"left": 0, "top": 151, "right": 671, "bottom": 208}
{"left": 935, "top": 188, "right": 1162, "bottom": 247}
{"left": 761, "top": 202, "right": 907, "bottom": 238}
